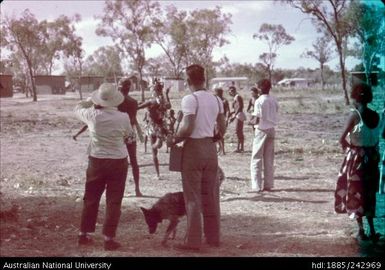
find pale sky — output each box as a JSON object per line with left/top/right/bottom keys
{"left": 1, "top": 0, "right": 362, "bottom": 74}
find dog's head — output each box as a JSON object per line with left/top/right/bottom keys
{"left": 140, "top": 207, "right": 161, "bottom": 234}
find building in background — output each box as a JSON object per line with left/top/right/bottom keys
{"left": 79, "top": 76, "right": 104, "bottom": 92}
{"left": 34, "top": 75, "right": 66, "bottom": 95}
{"left": 210, "top": 77, "right": 249, "bottom": 91}
{"left": 0, "top": 74, "right": 13, "bottom": 98}
{"left": 277, "top": 78, "right": 312, "bottom": 88}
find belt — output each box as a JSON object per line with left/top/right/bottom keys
{"left": 187, "top": 137, "right": 213, "bottom": 140}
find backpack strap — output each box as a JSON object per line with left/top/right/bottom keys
{"left": 192, "top": 93, "right": 199, "bottom": 115}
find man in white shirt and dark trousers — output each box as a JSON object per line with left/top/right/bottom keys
{"left": 74, "top": 83, "right": 135, "bottom": 251}
{"left": 167, "top": 64, "right": 226, "bottom": 251}
{"left": 250, "top": 79, "right": 279, "bottom": 192}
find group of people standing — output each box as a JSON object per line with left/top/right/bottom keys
{"left": 73, "top": 63, "right": 384, "bottom": 252}
{"left": 72, "top": 65, "right": 226, "bottom": 251}
{"left": 214, "top": 79, "right": 279, "bottom": 192}
{"left": 72, "top": 63, "right": 283, "bottom": 251}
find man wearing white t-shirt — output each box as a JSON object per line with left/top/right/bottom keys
{"left": 250, "top": 79, "right": 279, "bottom": 192}
{"left": 168, "top": 64, "right": 226, "bottom": 251}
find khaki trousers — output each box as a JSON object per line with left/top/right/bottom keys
{"left": 250, "top": 128, "right": 275, "bottom": 191}
{"left": 181, "top": 138, "right": 220, "bottom": 248}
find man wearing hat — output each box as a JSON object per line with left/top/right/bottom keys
{"left": 74, "top": 83, "right": 135, "bottom": 251}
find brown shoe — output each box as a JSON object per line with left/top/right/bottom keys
{"left": 78, "top": 235, "right": 93, "bottom": 246}
{"left": 104, "top": 240, "right": 121, "bottom": 251}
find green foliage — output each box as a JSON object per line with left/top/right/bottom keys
{"left": 1, "top": 9, "right": 82, "bottom": 101}
{"left": 83, "top": 45, "right": 123, "bottom": 78}
{"left": 96, "top": 0, "right": 161, "bottom": 101}
{"left": 253, "top": 23, "right": 295, "bottom": 82}
{"left": 301, "top": 35, "right": 334, "bottom": 89}
{"left": 39, "top": 14, "right": 83, "bottom": 75}
{"left": 284, "top": 0, "right": 353, "bottom": 105}
{"left": 153, "top": 5, "right": 189, "bottom": 79}
{"left": 347, "top": 2, "right": 385, "bottom": 79}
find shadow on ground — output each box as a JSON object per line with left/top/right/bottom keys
{"left": 1, "top": 193, "right": 377, "bottom": 257}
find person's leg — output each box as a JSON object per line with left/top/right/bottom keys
{"left": 356, "top": 217, "right": 368, "bottom": 240}
{"left": 380, "top": 153, "right": 385, "bottom": 194}
{"left": 80, "top": 158, "right": 106, "bottom": 234}
{"left": 235, "top": 119, "right": 245, "bottom": 152}
{"left": 221, "top": 138, "right": 226, "bottom": 155}
{"left": 239, "top": 120, "right": 244, "bottom": 152}
{"left": 151, "top": 135, "right": 160, "bottom": 178}
{"left": 181, "top": 141, "right": 204, "bottom": 249}
{"left": 234, "top": 118, "right": 241, "bottom": 152}
{"left": 201, "top": 146, "right": 220, "bottom": 246}
{"left": 144, "top": 135, "right": 148, "bottom": 153}
{"left": 263, "top": 128, "right": 275, "bottom": 190}
{"left": 367, "top": 217, "right": 376, "bottom": 236}
{"left": 103, "top": 158, "right": 128, "bottom": 239}
{"left": 127, "top": 142, "right": 142, "bottom": 196}
{"left": 250, "top": 129, "right": 267, "bottom": 191}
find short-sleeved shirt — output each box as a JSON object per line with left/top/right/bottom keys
{"left": 253, "top": 94, "right": 279, "bottom": 130}
{"left": 181, "top": 90, "right": 224, "bottom": 139}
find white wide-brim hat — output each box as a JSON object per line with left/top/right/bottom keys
{"left": 91, "top": 83, "right": 124, "bottom": 107}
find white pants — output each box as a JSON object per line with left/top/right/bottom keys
{"left": 250, "top": 128, "right": 275, "bottom": 191}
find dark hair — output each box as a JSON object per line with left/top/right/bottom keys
{"left": 257, "top": 79, "right": 271, "bottom": 94}
{"left": 250, "top": 87, "right": 258, "bottom": 93}
{"left": 229, "top": 86, "right": 236, "bottom": 92}
{"left": 186, "top": 64, "right": 205, "bottom": 86}
{"left": 351, "top": 83, "right": 372, "bottom": 104}
{"left": 119, "top": 78, "right": 131, "bottom": 94}
{"left": 215, "top": 87, "right": 224, "bottom": 93}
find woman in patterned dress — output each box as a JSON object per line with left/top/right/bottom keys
{"left": 335, "top": 83, "right": 381, "bottom": 243}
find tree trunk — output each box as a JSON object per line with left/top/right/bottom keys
{"left": 139, "top": 69, "right": 145, "bottom": 102}
{"left": 27, "top": 63, "right": 37, "bottom": 102}
{"left": 20, "top": 47, "right": 38, "bottom": 101}
{"left": 337, "top": 44, "right": 349, "bottom": 105}
{"left": 78, "top": 61, "right": 83, "bottom": 100}
{"left": 268, "top": 67, "right": 272, "bottom": 83}
{"left": 320, "top": 63, "right": 325, "bottom": 90}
